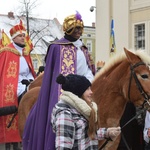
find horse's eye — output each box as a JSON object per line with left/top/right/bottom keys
{"left": 141, "top": 74, "right": 148, "bottom": 79}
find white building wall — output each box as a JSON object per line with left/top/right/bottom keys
{"left": 96, "top": 0, "right": 150, "bottom": 63}
{"left": 130, "top": 0, "right": 150, "bottom": 55}
{"left": 95, "top": 0, "right": 110, "bottom": 62}
{"left": 95, "top": 0, "right": 129, "bottom": 62}
{"left": 113, "top": 0, "right": 129, "bottom": 53}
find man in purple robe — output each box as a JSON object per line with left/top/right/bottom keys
{"left": 23, "top": 11, "right": 95, "bottom": 150}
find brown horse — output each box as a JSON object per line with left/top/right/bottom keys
{"left": 18, "top": 48, "right": 150, "bottom": 149}
{"left": 92, "top": 48, "right": 150, "bottom": 149}
{"left": 18, "top": 72, "right": 44, "bottom": 137}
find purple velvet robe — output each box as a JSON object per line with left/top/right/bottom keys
{"left": 23, "top": 38, "right": 95, "bottom": 150}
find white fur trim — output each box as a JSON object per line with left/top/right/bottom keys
{"left": 60, "top": 91, "right": 98, "bottom": 121}
{"left": 11, "top": 31, "right": 26, "bottom": 39}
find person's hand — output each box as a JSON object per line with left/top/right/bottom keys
{"left": 97, "top": 60, "right": 105, "bottom": 68}
{"left": 21, "top": 79, "right": 30, "bottom": 86}
{"left": 106, "top": 126, "right": 121, "bottom": 140}
{"left": 96, "top": 61, "right": 105, "bottom": 72}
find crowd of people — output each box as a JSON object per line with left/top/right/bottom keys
{"left": 0, "top": 11, "right": 150, "bottom": 150}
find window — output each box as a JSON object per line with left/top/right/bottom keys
{"left": 87, "top": 34, "right": 91, "bottom": 37}
{"left": 134, "top": 24, "right": 145, "bottom": 50}
{"left": 86, "top": 40, "right": 92, "bottom": 52}
{"left": 33, "top": 59, "right": 38, "bottom": 70}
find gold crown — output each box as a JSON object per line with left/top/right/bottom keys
{"left": 63, "top": 13, "right": 84, "bottom": 35}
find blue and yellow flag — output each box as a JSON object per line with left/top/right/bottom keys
{"left": 110, "top": 19, "right": 116, "bottom": 56}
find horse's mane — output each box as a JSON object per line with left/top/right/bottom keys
{"left": 94, "top": 51, "right": 126, "bottom": 81}
{"left": 135, "top": 50, "right": 150, "bottom": 65}
{"left": 94, "top": 49, "right": 150, "bottom": 82}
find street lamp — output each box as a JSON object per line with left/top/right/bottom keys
{"left": 90, "top": 6, "right": 96, "bottom": 12}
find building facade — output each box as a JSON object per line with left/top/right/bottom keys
{"left": 95, "top": 0, "right": 150, "bottom": 62}
{"left": 81, "top": 24, "right": 96, "bottom": 63}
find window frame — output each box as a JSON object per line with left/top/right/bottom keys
{"left": 86, "top": 40, "right": 92, "bottom": 53}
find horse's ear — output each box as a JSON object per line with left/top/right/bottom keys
{"left": 124, "top": 47, "right": 141, "bottom": 64}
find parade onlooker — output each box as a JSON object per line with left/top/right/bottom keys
{"left": 36, "top": 66, "right": 45, "bottom": 76}
{"left": 51, "top": 74, "right": 121, "bottom": 149}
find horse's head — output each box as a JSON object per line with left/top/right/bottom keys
{"left": 124, "top": 48, "right": 150, "bottom": 110}
{"left": 92, "top": 48, "right": 150, "bottom": 149}
{"left": 92, "top": 48, "right": 150, "bottom": 120}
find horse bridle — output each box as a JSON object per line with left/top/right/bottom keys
{"left": 128, "top": 61, "right": 150, "bottom": 107}
{"left": 120, "top": 61, "right": 150, "bottom": 150}
{"left": 99, "top": 61, "right": 150, "bottom": 150}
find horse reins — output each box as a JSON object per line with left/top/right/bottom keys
{"left": 99, "top": 61, "right": 150, "bottom": 150}
{"left": 98, "top": 108, "right": 146, "bottom": 150}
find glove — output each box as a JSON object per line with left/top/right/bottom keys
{"left": 106, "top": 126, "right": 121, "bottom": 140}
{"left": 21, "top": 79, "right": 30, "bottom": 86}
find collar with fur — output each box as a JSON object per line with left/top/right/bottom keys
{"left": 60, "top": 91, "right": 98, "bottom": 122}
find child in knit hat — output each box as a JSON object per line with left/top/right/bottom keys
{"left": 51, "top": 74, "right": 121, "bottom": 149}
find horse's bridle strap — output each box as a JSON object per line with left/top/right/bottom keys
{"left": 128, "top": 62, "right": 149, "bottom": 102}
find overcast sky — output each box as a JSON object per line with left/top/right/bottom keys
{"left": 0, "top": 0, "right": 96, "bottom": 26}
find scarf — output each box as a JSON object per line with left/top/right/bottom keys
{"left": 60, "top": 91, "right": 98, "bottom": 122}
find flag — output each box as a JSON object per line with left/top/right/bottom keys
{"left": 0, "top": 29, "right": 2, "bottom": 49}
{"left": 20, "top": 19, "right": 33, "bottom": 53}
{"left": 0, "top": 29, "right": 11, "bottom": 48}
{"left": 110, "top": 19, "right": 116, "bottom": 56}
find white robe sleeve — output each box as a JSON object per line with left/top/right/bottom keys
{"left": 144, "top": 111, "right": 150, "bottom": 143}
